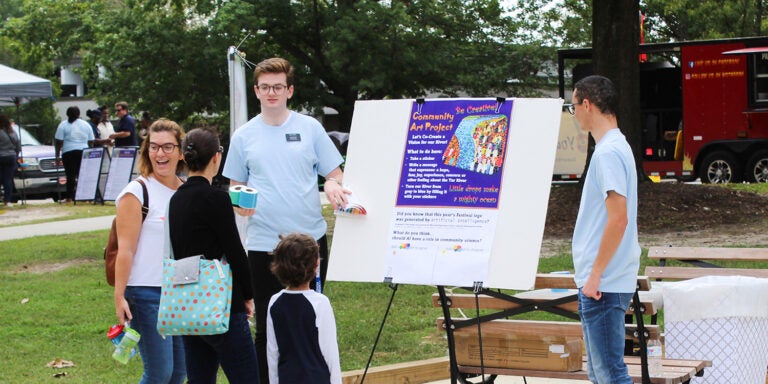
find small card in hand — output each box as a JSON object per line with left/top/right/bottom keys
{"left": 334, "top": 189, "right": 367, "bottom": 217}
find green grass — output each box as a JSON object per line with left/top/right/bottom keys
{"left": 716, "top": 181, "right": 768, "bottom": 196}
{"left": 0, "top": 230, "right": 447, "bottom": 382}
{"left": 0, "top": 231, "right": 129, "bottom": 383}
{"left": 1, "top": 182, "right": 767, "bottom": 382}
{"left": 12, "top": 229, "right": 747, "bottom": 382}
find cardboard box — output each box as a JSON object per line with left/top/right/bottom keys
{"left": 454, "top": 331, "right": 583, "bottom": 372}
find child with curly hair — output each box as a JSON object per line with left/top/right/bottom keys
{"left": 266, "top": 233, "right": 341, "bottom": 384}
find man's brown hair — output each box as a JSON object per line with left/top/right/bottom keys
{"left": 114, "top": 101, "right": 129, "bottom": 112}
{"left": 253, "top": 57, "right": 295, "bottom": 86}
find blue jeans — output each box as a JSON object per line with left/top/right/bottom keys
{"left": 578, "top": 289, "right": 633, "bottom": 384}
{"left": 125, "top": 286, "right": 187, "bottom": 384}
{"left": 182, "top": 312, "right": 259, "bottom": 383}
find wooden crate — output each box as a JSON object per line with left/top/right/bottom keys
{"left": 454, "top": 330, "right": 583, "bottom": 372}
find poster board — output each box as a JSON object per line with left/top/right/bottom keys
{"left": 98, "top": 149, "right": 111, "bottom": 201}
{"left": 327, "top": 98, "right": 562, "bottom": 290}
{"left": 74, "top": 148, "right": 106, "bottom": 201}
{"left": 103, "top": 147, "right": 138, "bottom": 201}
{"left": 553, "top": 111, "right": 588, "bottom": 177}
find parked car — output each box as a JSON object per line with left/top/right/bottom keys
{"left": 11, "top": 126, "right": 66, "bottom": 201}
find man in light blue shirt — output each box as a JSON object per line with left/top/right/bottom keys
{"left": 222, "top": 57, "right": 348, "bottom": 384}
{"left": 569, "top": 75, "right": 640, "bottom": 384}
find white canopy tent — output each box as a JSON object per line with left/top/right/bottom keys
{"left": 0, "top": 64, "right": 53, "bottom": 105}
{"left": 0, "top": 64, "right": 54, "bottom": 204}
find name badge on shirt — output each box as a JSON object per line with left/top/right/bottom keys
{"left": 286, "top": 133, "right": 301, "bottom": 142}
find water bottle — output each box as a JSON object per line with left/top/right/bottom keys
{"left": 107, "top": 324, "right": 125, "bottom": 346}
{"left": 112, "top": 326, "right": 141, "bottom": 364}
{"left": 646, "top": 339, "right": 663, "bottom": 377}
{"left": 107, "top": 324, "right": 138, "bottom": 360}
{"left": 550, "top": 270, "right": 570, "bottom": 292}
{"left": 315, "top": 268, "right": 322, "bottom": 294}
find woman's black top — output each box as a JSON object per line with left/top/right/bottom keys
{"left": 168, "top": 176, "right": 253, "bottom": 314}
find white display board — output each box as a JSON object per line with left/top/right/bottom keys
{"left": 103, "top": 147, "right": 138, "bottom": 201}
{"left": 328, "top": 98, "right": 562, "bottom": 290}
{"left": 553, "top": 111, "right": 588, "bottom": 177}
{"left": 75, "top": 148, "right": 106, "bottom": 201}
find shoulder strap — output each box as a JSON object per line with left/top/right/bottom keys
{"left": 164, "top": 198, "right": 174, "bottom": 260}
{"left": 3, "top": 129, "right": 16, "bottom": 146}
{"left": 136, "top": 179, "right": 149, "bottom": 222}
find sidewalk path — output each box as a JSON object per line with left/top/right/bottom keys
{"left": 0, "top": 215, "right": 114, "bottom": 241}
{"left": 0, "top": 192, "right": 331, "bottom": 242}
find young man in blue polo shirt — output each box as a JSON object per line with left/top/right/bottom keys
{"left": 222, "top": 57, "right": 348, "bottom": 384}
{"left": 569, "top": 75, "right": 641, "bottom": 384}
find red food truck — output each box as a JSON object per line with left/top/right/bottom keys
{"left": 557, "top": 36, "right": 768, "bottom": 183}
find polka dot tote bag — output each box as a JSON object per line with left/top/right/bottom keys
{"left": 157, "top": 255, "right": 233, "bottom": 336}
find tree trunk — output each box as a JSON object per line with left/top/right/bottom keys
{"left": 591, "top": 0, "right": 648, "bottom": 182}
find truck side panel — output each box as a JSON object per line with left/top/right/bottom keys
{"left": 681, "top": 42, "right": 748, "bottom": 171}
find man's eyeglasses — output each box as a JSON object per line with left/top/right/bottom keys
{"left": 256, "top": 84, "right": 288, "bottom": 94}
{"left": 567, "top": 102, "right": 583, "bottom": 115}
{"left": 148, "top": 143, "right": 179, "bottom": 153}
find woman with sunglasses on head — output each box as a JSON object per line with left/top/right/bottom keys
{"left": 113, "top": 119, "right": 187, "bottom": 384}
{"left": 168, "top": 127, "right": 259, "bottom": 383}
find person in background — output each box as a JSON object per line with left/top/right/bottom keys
{"left": 113, "top": 119, "right": 187, "bottom": 384}
{"left": 569, "top": 75, "right": 640, "bottom": 384}
{"left": 267, "top": 233, "right": 341, "bottom": 384}
{"left": 138, "top": 111, "right": 153, "bottom": 148}
{"left": 86, "top": 109, "right": 101, "bottom": 140}
{"left": 222, "top": 57, "right": 349, "bottom": 383}
{"left": 54, "top": 106, "right": 94, "bottom": 202}
{"left": 0, "top": 114, "right": 20, "bottom": 207}
{"left": 168, "top": 127, "right": 259, "bottom": 383}
{"left": 86, "top": 109, "right": 113, "bottom": 148}
{"left": 110, "top": 101, "right": 137, "bottom": 147}
{"left": 98, "top": 106, "right": 116, "bottom": 154}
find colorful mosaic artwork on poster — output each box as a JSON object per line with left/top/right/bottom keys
{"left": 385, "top": 99, "right": 513, "bottom": 286}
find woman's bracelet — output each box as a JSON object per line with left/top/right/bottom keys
{"left": 326, "top": 177, "right": 342, "bottom": 185}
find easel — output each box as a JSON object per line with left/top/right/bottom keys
{"left": 435, "top": 283, "right": 653, "bottom": 384}
{"left": 326, "top": 97, "right": 565, "bottom": 381}
{"left": 74, "top": 147, "right": 108, "bottom": 205}
{"left": 103, "top": 147, "right": 139, "bottom": 202}
{"left": 359, "top": 282, "right": 398, "bottom": 384}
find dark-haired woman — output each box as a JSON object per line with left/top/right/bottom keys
{"left": 54, "top": 106, "right": 94, "bottom": 202}
{"left": 168, "top": 127, "right": 259, "bottom": 383}
{"left": 0, "top": 114, "right": 20, "bottom": 206}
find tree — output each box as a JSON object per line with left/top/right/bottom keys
{"left": 644, "top": 0, "right": 768, "bottom": 41}
{"left": 513, "top": 0, "right": 592, "bottom": 48}
{"left": 0, "top": 0, "right": 25, "bottom": 64}
{"left": 235, "top": 0, "right": 553, "bottom": 131}
{"left": 82, "top": 1, "right": 232, "bottom": 124}
{"left": 3, "top": 0, "right": 554, "bottom": 133}
{"left": 2, "top": 0, "right": 97, "bottom": 77}
{"left": 592, "top": 0, "right": 645, "bottom": 181}
{"left": 2, "top": 0, "right": 232, "bottom": 125}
